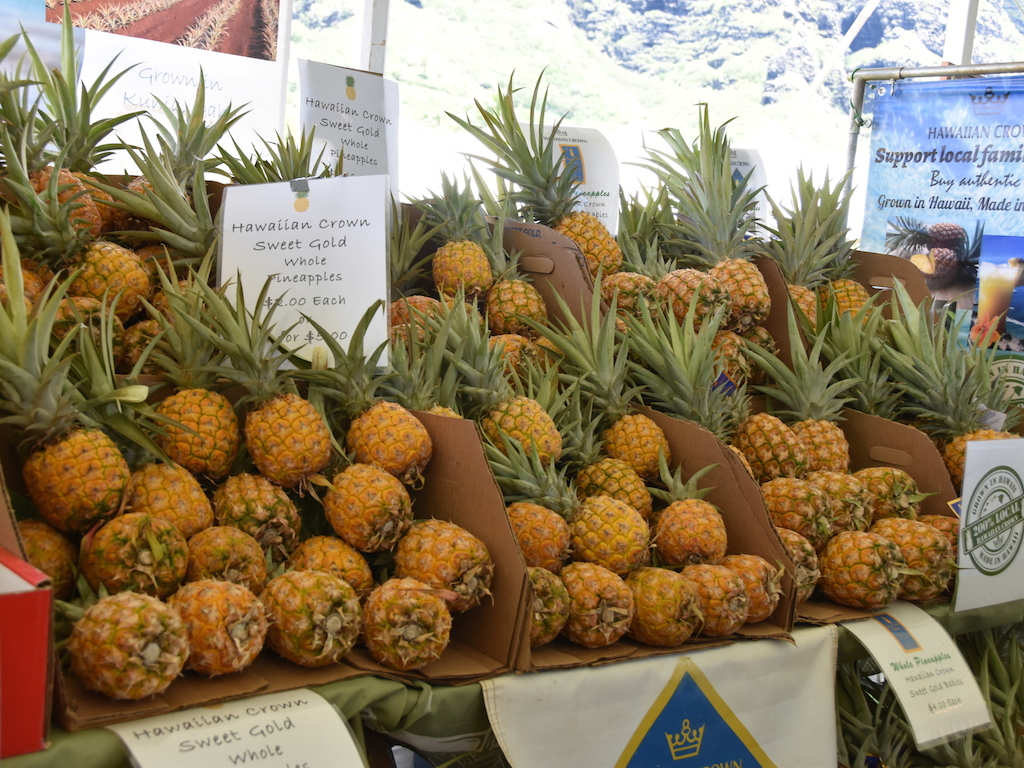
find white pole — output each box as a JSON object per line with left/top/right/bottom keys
{"left": 943, "top": 0, "right": 980, "bottom": 65}
{"left": 361, "top": 0, "right": 389, "bottom": 74}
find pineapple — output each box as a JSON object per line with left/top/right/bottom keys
{"left": 507, "top": 501, "right": 572, "bottom": 573}
{"left": 869, "top": 518, "right": 955, "bottom": 603}
{"left": 760, "top": 477, "right": 835, "bottom": 552}
{"left": 180, "top": 274, "right": 333, "bottom": 489}
{"left": 625, "top": 566, "right": 701, "bottom": 647}
{"left": 744, "top": 303, "right": 858, "bottom": 473}
{"left": 361, "top": 577, "right": 453, "bottom": 671}
{"left": 80, "top": 512, "right": 189, "bottom": 599}
{"left": 818, "top": 530, "right": 907, "bottom": 609}
{"left": 642, "top": 106, "right": 769, "bottom": 333}
{"left": 571, "top": 407, "right": 653, "bottom": 520}
{"left": 885, "top": 217, "right": 978, "bottom": 292}
{"left": 721, "top": 553, "right": 782, "bottom": 624}
{"left": 212, "top": 473, "right": 302, "bottom": 563}
{"left": 17, "top": 519, "right": 79, "bottom": 601}
{"left": 649, "top": 460, "right": 728, "bottom": 567}
{"left": 415, "top": 173, "right": 494, "bottom": 298}
{"left": 880, "top": 282, "right": 1021, "bottom": 491}
{"left": 569, "top": 495, "right": 651, "bottom": 577}
{"left": 918, "top": 514, "right": 959, "bottom": 560}
{"left": 393, "top": 518, "right": 494, "bottom": 613}
{"left": 853, "top": 466, "right": 922, "bottom": 522}
{"left": 322, "top": 463, "right": 414, "bottom": 552}
{"left": 681, "top": 563, "right": 749, "bottom": 637}
{"left": 289, "top": 536, "right": 374, "bottom": 599}
{"left": 527, "top": 566, "right": 571, "bottom": 648}
{"left": 776, "top": 527, "right": 820, "bottom": 604}
{"left": 732, "top": 412, "right": 807, "bottom": 483}
{"left": 804, "top": 470, "right": 872, "bottom": 534}
{"left": 451, "top": 73, "right": 622, "bottom": 278}
{"left": 559, "top": 561, "right": 635, "bottom": 648}
{"left": 126, "top": 461, "right": 214, "bottom": 540}
{"left": 185, "top": 525, "right": 268, "bottom": 595}
{"left": 169, "top": 579, "right": 268, "bottom": 675}
{"left": 67, "top": 591, "right": 188, "bottom": 700}
{"left": 760, "top": 168, "right": 856, "bottom": 326}
{"left": 261, "top": 570, "right": 362, "bottom": 667}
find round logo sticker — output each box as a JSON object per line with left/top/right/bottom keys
{"left": 963, "top": 465, "right": 1024, "bottom": 576}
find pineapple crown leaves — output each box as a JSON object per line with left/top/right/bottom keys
{"left": 215, "top": 126, "right": 341, "bottom": 185}
{"left": 525, "top": 279, "right": 640, "bottom": 424}
{"left": 144, "top": 70, "right": 250, "bottom": 184}
{"left": 382, "top": 305, "right": 460, "bottom": 412}
{"left": 640, "top": 105, "right": 762, "bottom": 266}
{"left": 176, "top": 272, "right": 304, "bottom": 404}
{"left": 22, "top": 5, "right": 145, "bottom": 171}
{"left": 484, "top": 430, "right": 578, "bottom": 516}
{"left": 414, "top": 171, "right": 489, "bottom": 244}
{"left": 93, "top": 131, "right": 217, "bottom": 257}
{"left": 292, "top": 300, "right": 390, "bottom": 419}
{"left": 760, "top": 167, "right": 856, "bottom": 287}
{"left": 389, "top": 198, "right": 443, "bottom": 299}
{"left": 649, "top": 451, "right": 717, "bottom": 506}
{"left": 622, "top": 294, "right": 749, "bottom": 442}
{"left": 883, "top": 216, "right": 930, "bottom": 258}
{"left": 883, "top": 281, "right": 1021, "bottom": 437}
{"left": 447, "top": 71, "right": 582, "bottom": 225}
{"left": 746, "top": 301, "right": 861, "bottom": 424}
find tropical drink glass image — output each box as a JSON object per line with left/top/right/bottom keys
{"left": 971, "top": 259, "right": 1024, "bottom": 345}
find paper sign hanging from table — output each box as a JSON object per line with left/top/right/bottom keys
{"left": 219, "top": 174, "right": 390, "bottom": 364}
{"left": 481, "top": 625, "right": 837, "bottom": 768}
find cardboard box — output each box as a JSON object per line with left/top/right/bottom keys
{"left": 0, "top": 539, "right": 53, "bottom": 759}
{"left": 344, "top": 411, "right": 531, "bottom": 685}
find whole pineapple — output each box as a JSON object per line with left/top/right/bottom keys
{"left": 721, "top": 553, "right": 782, "bottom": 624}
{"left": 127, "top": 461, "right": 214, "bottom": 540}
{"left": 322, "top": 462, "right": 414, "bottom": 552}
{"left": 394, "top": 518, "right": 494, "bottom": 613}
{"left": 361, "top": 577, "right": 453, "bottom": 671}
{"left": 760, "top": 477, "right": 835, "bottom": 552}
{"left": 527, "top": 566, "right": 571, "bottom": 648}
{"left": 212, "top": 473, "right": 302, "bottom": 563}
{"left": 169, "top": 579, "right": 268, "bottom": 675}
{"left": 289, "top": 536, "right": 375, "bottom": 599}
{"left": 818, "top": 530, "right": 907, "bottom": 610}
{"left": 559, "top": 561, "right": 635, "bottom": 649}
{"left": 732, "top": 412, "right": 807, "bottom": 484}
{"left": 681, "top": 563, "right": 749, "bottom": 637}
{"left": 68, "top": 591, "right": 189, "bottom": 700}
{"left": 625, "top": 566, "right": 701, "bottom": 647}
{"left": 853, "top": 466, "right": 922, "bottom": 522}
{"left": 649, "top": 461, "right": 728, "bottom": 567}
{"left": 185, "top": 525, "right": 268, "bottom": 595}
{"left": 80, "top": 512, "right": 189, "bottom": 599}
{"left": 869, "top": 518, "right": 955, "bottom": 603}
{"left": 507, "top": 501, "right": 572, "bottom": 573}
{"left": 17, "top": 519, "right": 79, "bottom": 600}
{"left": 261, "top": 570, "right": 362, "bottom": 667}
{"left": 569, "top": 495, "right": 651, "bottom": 577}
{"left": 804, "top": 470, "right": 872, "bottom": 534}
{"left": 776, "top": 527, "right": 820, "bottom": 604}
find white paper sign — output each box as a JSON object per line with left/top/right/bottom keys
{"left": 298, "top": 59, "right": 399, "bottom": 182}
{"left": 219, "top": 175, "right": 390, "bottom": 363}
{"left": 106, "top": 688, "right": 363, "bottom": 768}
{"left": 842, "top": 601, "right": 991, "bottom": 750}
{"left": 731, "top": 148, "right": 772, "bottom": 235}
{"left": 79, "top": 31, "right": 287, "bottom": 175}
{"left": 553, "top": 125, "right": 620, "bottom": 235}
{"left": 953, "top": 437, "right": 1024, "bottom": 612}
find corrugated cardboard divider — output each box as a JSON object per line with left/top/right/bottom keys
{"left": 343, "top": 411, "right": 531, "bottom": 685}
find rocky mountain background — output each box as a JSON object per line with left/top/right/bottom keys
{"left": 289, "top": 0, "right": 1024, "bottom": 226}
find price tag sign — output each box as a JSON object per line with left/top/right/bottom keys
{"left": 105, "top": 688, "right": 364, "bottom": 768}
{"left": 953, "top": 437, "right": 1024, "bottom": 612}
{"left": 219, "top": 174, "right": 390, "bottom": 364}
{"left": 298, "top": 59, "right": 399, "bottom": 181}
{"left": 551, "top": 125, "right": 620, "bottom": 235}
{"left": 842, "top": 601, "right": 990, "bottom": 750}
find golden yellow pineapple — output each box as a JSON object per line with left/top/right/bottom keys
{"left": 17, "top": 519, "right": 79, "bottom": 601}
{"left": 527, "top": 566, "right": 570, "bottom": 648}
{"left": 486, "top": 275, "right": 549, "bottom": 338}
{"left": 852, "top": 466, "right": 922, "bottom": 521}
{"left": 169, "top": 579, "right": 268, "bottom": 675}
{"left": 826, "top": 278, "right": 871, "bottom": 317}
{"left": 361, "top": 577, "right": 453, "bottom": 671}
{"left": 68, "top": 591, "right": 189, "bottom": 700}
{"left": 818, "top": 530, "right": 907, "bottom": 610}
{"left": 290, "top": 535, "right": 375, "bottom": 599}
{"left": 653, "top": 267, "right": 731, "bottom": 329}
{"left": 601, "top": 271, "right": 655, "bottom": 319}
{"left": 942, "top": 429, "right": 1019, "bottom": 491}
{"left": 80, "top": 512, "right": 189, "bottom": 599}
{"left": 186, "top": 525, "right": 268, "bottom": 595}
{"left": 155, "top": 388, "right": 240, "bottom": 479}
{"left": 489, "top": 333, "right": 541, "bottom": 379}
{"left": 804, "top": 470, "right": 872, "bottom": 534}
{"left": 559, "top": 561, "right": 635, "bottom": 648}
{"left": 481, "top": 394, "right": 563, "bottom": 467}
{"left": 760, "top": 477, "right": 835, "bottom": 552}
{"left": 681, "top": 562, "right": 749, "bottom": 637}
{"left": 212, "top": 472, "right": 302, "bottom": 563}
{"left": 869, "top": 518, "right": 954, "bottom": 603}
{"left": 261, "top": 570, "right": 362, "bottom": 667}
{"left": 625, "top": 566, "right": 701, "bottom": 647}
{"left": 732, "top": 412, "right": 807, "bottom": 483}
{"left": 602, "top": 412, "right": 671, "bottom": 482}
{"left": 68, "top": 240, "right": 152, "bottom": 321}
{"left": 127, "top": 461, "right": 214, "bottom": 540}
{"left": 507, "top": 501, "right": 572, "bottom": 573}
{"left": 721, "top": 553, "right": 782, "bottom": 624}
{"left": 650, "top": 461, "right": 727, "bottom": 567}
{"left": 918, "top": 514, "right": 959, "bottom": 559}
{"left": 346, "top": 400, "right": 433, "bottom": 487}
{"left": 394, "top": 518, "right": 494, "bottom": 613}
{"left": 776, "top": 527, "right": 820, "bottom": 604}
{"left": 575, "top": 456, "right": 652, "bottom": 520}
{"left": 322, "top": 463, "right": 414, "bottom": 552}
{"left": 569, "top": 495, "right": 651, "bottom": 577}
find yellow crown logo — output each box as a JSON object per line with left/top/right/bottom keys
{"left": 970, "top": 88, "right": 1010, "bottom": 116}
{"left": 665, "top": 719, "right": 704, "bottom": 760}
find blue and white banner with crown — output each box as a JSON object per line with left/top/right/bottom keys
{"left": 481, "top": 625, "right": 837, "bottom": 768}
